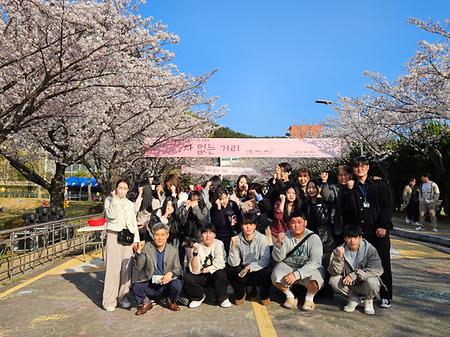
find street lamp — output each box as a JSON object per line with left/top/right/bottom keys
{"left": 315, "top": 100, "right": 334, "bottom": 105}
{"left": 315, "top": 99, "right": 364, "bottom": 156}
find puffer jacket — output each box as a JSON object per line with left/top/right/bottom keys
{"left": 305, "top": 198, "right": 336, "bottom": 255}
{"left": 180, "top": 205, "right": 210, "bottom": 243}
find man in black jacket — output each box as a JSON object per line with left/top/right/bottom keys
{"left": 341, "top": 156, "right": 393, "bottom": 308}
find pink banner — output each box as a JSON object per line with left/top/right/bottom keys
{"left": 145, "top": 138, "right": 341, "bottom": 158}
{"left": 181, "top": 166, "right": 264, "bottom": 177}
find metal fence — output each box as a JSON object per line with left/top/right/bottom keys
{"left": 0, "top": 214, "right": 103, "bottom": 283}
{"left": 0, "top": 192, "right": 48, "bottom": 198}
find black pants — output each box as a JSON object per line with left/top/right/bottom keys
{"left": 366, "top": 233, "right": 392, "bottom": 300}
{"left": 183, "top": 269, "right": 229, "bottom": 303}
{"left": 406, "top": 202, "right": 419, "bottom": 222}
{"left": 227, "top": 266, "right": 272, "bottom": 300}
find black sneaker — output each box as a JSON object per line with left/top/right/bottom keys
{"left": 379, "top": 298, "right": 391, "bottom": 308}
{"left": 176, "top": 297, "right": 190, "bottom": 306}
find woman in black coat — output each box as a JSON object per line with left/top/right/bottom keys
{"left": 304, "top": 180, "right": 337, "bottom": 257}
{"left": 210, "top": 187, "right": 242, "bottom": 256}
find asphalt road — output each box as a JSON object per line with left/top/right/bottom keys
{"left": 0, "top": 237, "right": 448, "bottom": 337}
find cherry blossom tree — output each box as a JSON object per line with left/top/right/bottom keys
{"left": 326, "top": 18, "right": 449, "bottom": 164}
{"left": 0, "top": 0, "right": 221, "bottom": 207}
{"left": 324, "top": 18, "right": 449, "bottom": 206}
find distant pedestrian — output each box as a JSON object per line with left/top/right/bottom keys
{"left": 401, "top": 178, "right": 419, "bottom": 226}
{"left": 416, "top": 173, "right": 440, "bottom": 232}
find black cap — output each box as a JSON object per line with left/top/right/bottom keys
{"left": 352, "top": 156, "right": 369, "bottom": 167}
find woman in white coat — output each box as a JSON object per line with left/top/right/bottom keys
{"left": 102, "top": 179, "right": 140, "bottom": 311}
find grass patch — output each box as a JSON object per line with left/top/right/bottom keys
{"left": 0, "top": 199, "right": 103, "bottom": 230}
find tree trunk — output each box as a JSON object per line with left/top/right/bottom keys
{"left": 49, "top": 163, "right": 67, "bottom": 209}
{"left": 88, "top": 180, "right": 92, "bottom": 201}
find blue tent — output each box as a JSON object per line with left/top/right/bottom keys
{"left": 65, "top": 177, "right": 98, "bottom": 188}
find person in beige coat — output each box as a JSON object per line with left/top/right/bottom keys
{"left": 102, "top": 179, "right": 140, "bottom": 312}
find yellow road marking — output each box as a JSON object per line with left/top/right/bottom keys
{"left": 391, "top": 238, "right": 449, "bottom": 259}
{"left": 252, "top": 301, "right": 278, "bottom": 337}
{"left": 0, "top": 250, "right": 102, "bottom": 299}
{"left": 30, "top": 314, "right": 70, "bottom": 327}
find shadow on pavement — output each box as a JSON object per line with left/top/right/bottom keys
{"left": 61, "top": 271, "right": 105, "bottom": 309}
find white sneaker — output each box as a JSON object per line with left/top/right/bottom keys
{"left": 189, "top": 294, "right": 206, "bottom": 309}
{"left": 415, "top": 226, "right": 423, "bottom": 231}
{"left": 220, "top": 299, "right": 232, "bottom": 308}
{"left": 104, "top": 306, "right": 115, "bottom": 312}
{"left": 379, "top": 298, "right": 391, "bottom": 308}
{"left": 432, "top": 227, "right": 439, "bottom": 232}
{"left": 343, "top": 297, "right": 360, "bottom": 312}
{"left": 364, "top": 299, "right": 375, "bottom": 315}
{"left": 405, "top": 218, "right": 410, "bottom": 224}
{"left": 119, "top": 298, "right": 131, "bottom": 308}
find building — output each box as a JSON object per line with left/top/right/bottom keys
{"left": 286, "top": 125, "right": 323, "bottom": 138}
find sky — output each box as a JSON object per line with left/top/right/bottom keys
{"left": 142, "top": 0, "right": 450, "bottom": 137}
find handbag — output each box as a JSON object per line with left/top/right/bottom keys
{"left": 117, "top": 227, "right": 134, "bottom": 246}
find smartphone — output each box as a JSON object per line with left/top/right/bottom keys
{"left": 238, "top": 269, "right": 248, "bottom": 278}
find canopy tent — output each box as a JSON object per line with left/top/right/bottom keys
{"left": 65, "top": 177, "right": 98, "bottom": 188}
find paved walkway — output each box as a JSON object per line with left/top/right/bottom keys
{"left": 0, "top": 237, "right": 449, "bottom": 337}
{"left": 392, "top": 214, "right": 450, "bottom": 239}
{"left": 391, "top": 215, "right": 450, "bottom": 251}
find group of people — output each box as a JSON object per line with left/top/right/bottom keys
{"left": 101, "top": 156, "right": 394, "bottom": 316}
{"left": 402, "top": 174, "right": 441, "bottom": 232}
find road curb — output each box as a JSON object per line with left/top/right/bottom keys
{"left": 391, "top": 228, "right": 450, "bottom": 248}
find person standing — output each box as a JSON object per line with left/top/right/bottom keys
{"left": 271, "top": 183, "right": 303, "bottom": 241}
{"left": 341, "top": 156, "right": 393, "bottom": 309}
{"left": 295, "top": 168, "right": 311, "bottom": 202}
{"left": 416, "top": 173, "right": 440, "bottom": 232}
{"left": 266, "top": 162, "right": 293, "bottom": 215}
{"left": 230, "top": 175, "right": 251, "bottom": 207}
{"left": 402, "top": 178, "right": 420, "bottom": 226}
{"left": 210, "top": 187, "right": 242, "bottom": 255}
{"left": 321, "top": 165, "right": 354, "bottom": 245}
{"left": 102, "top": 179, "right": 140, "bottom": 312}
{"left": 180, "top": 190, "right": 210, "bottom": 264}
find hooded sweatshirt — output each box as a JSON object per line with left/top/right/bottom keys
{"left": 228, "top": 231, "right": 270, "bottom": 272}
{"left": 272, "top": 228, "right": 323, "bottom": 280}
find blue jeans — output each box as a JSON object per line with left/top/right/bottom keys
{"left": 132, "top": 278, "right": 182, "bottom": 305}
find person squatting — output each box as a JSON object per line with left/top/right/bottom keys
{"left": 102, "top": 156, "right": 392, "bottom": 316}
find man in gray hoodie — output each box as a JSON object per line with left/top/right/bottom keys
{"left": 328, "top": 225, "right": 383, "bottom": 315}
{"left": 228, "top": 212, "right": 272, "bottom": 306}
{"left": 271, "top": 210, "right": 324, "bottom": 311}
